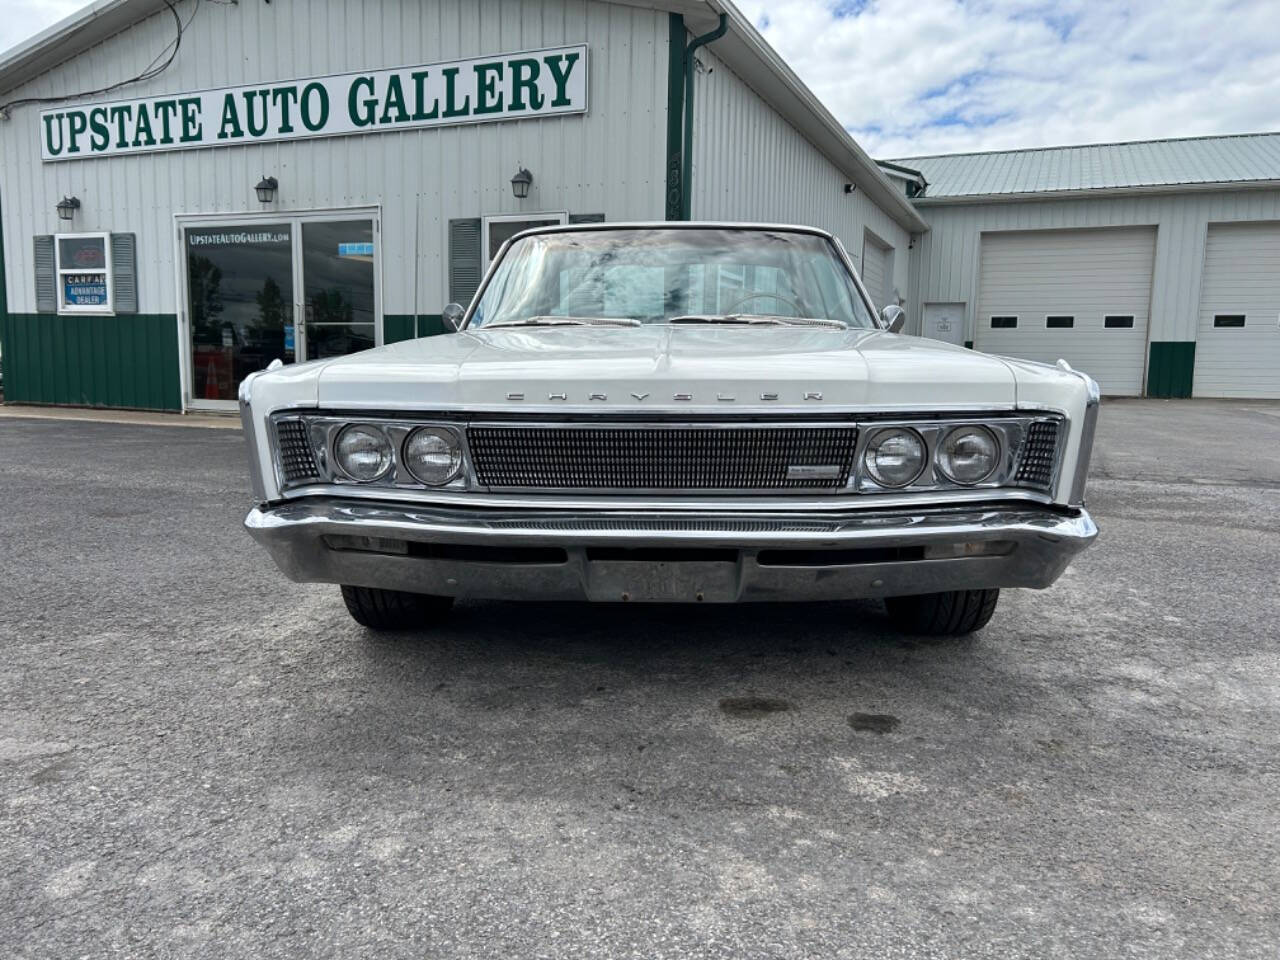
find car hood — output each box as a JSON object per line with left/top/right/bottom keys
{"left": 312, "top": 326, "right": 1018, "bottom": 412}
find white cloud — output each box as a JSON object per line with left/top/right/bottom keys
{"left": 2, "top": 0, "right": 1277, "bottom": 161}
{"left": 0, "top": 1, "right": 85, "bottom": 56}
{"left": 739, "top": 0, "right": 1280, "bottom": 157}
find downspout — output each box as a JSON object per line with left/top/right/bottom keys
{"left": 0, "top": 185, "right": 8, "bottom": 399}
{"left": 679, "top": 13, "right": 728, "bottom": 221}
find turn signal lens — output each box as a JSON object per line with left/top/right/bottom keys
{"left": 403, "top": 427, "right": 463, "bottom": 485}
{"left": 334, "top": 424, "right": 393, "bottom": 481}
{"left": 864, "top": 428, "right": 926, "bottom": 487}
{"left": 937, "top": 426, "right": 999, "bottom": 484}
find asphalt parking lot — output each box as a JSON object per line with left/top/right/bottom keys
{"left": 2, "top": 399, "right": 1278, "bottom": 959}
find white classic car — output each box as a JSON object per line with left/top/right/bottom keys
{"left": 240, "top": 223, "right": 1098, "bottom": 636}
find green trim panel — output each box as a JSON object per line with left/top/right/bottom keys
{"left": 0, "top": 313, "right": 180, "bottom": 410}
{"left": 384, "top": 314, "right": 415, "bottom": 343}
{"left": 0, "top": 189, "right": 8, "bottom": 330}
{"left": 384, "top": 314, "right": 446, "bottom": 344}
{"left": 416, "top": 314, "right": 446, "bottom": 337}
{"left": 1146, "top": 341, "right": 1195, "bottom": 398}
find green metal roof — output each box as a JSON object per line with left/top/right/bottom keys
{"left": 890, "top": 132, "right": 1280, "bottom": 201}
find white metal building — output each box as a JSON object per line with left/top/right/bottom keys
{"left": 6, "top": 2, "right": 1274, "bottom": 408}
{"left": 0, "top": 0, "right": 924, "bottom": 412}
{"left": 888, "top": 134, "right": 1280, "bottom": 398}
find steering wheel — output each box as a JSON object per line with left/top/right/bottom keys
{"left": 722, "top": 290, "right": 805, "bottom": 316}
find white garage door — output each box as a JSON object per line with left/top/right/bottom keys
{"left": 1194, "top": 222, "right": 1280, "bottom": 399}
{"left": 861, "top": 234, "right": 892, "bottom": 311}
{"left": 976, "top": 227, "right": 1155, "bottom": 396}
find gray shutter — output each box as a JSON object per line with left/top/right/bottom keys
{"left": 111, "top": 233, "right": 138, "bottom": 313}
{"left": 34, "top": 235, "right": 56, "bottom": 313}
{"left": 448, "top": 217, "right": 482, "bottom": 306}
{"left": 569, "top": 213, "right": 606, "bottom": 224}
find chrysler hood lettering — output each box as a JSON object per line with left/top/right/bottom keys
{"left": 314, "top": 326, "right": 1019, "bottom": 409}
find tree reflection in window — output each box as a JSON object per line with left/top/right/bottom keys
{"left": 188, "top": 254, "right": 224, "bottom": 341}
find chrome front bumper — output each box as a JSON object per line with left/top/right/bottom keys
{"left": 245, "top": 498, "right": 1097, "bottom": 603}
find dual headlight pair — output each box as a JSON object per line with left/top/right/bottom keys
{"left": 334, "top": 424, "right": 462, "bottom": 486}
{"left": 864, "top": 425, "right": 999, "bottom": 488}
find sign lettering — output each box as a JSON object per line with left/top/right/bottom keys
{"left": 64, "top": 274, "right": 109, "bottom": 306}
{"left": 40, "top": 45, "right": 587, "bottom": 162}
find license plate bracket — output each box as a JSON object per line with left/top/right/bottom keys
{"left": 584, "top": 560, "right": 739, "bottom": 602}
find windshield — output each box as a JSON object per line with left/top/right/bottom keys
{"left": 468, "top": 228, "right": 877, "bottom": 329}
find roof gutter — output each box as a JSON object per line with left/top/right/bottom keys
{"left": 0, "top": 0, "right": 171, "bottom": 100}
{"left": 910, "top": 178, "right": 1280, "bottom": 206}
{"left": 875, "top": 159, "right": 925, "bottom": 178}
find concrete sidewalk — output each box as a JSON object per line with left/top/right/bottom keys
{"left": 0, "top": 403, "right": 240, "bottom": 430}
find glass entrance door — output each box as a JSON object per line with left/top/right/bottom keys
{"left": 187, "top": 224, "right": 294, "bottom": 403}
{"left": 301, "top": 220, "right": 376, "bottom": 359}
{"left": 184, "top": 214, "right": 379, "bottom": 407}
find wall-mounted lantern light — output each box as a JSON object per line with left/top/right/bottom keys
{"left": 255, "top": 175, "right": 279, "bottom": 204}
{"left": 56, "top": 196, "right": 81, "bottom": 221}
{"left": 510, "top": 167, "right": 533, "bottom": 200}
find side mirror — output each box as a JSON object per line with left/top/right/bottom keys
{"left": 881, "top": 304, "right": 906, "bottom": 334}
{"left": 442, "top": 302, "right": 465, "bottom": 332}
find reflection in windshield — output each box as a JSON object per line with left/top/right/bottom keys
{"left": 470, "top": 228, "right": 875, "bottom": 330}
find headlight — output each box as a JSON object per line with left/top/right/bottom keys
{"left": 334, "top": 424, "right": 393, "bottom": 481}
{"left": 864, "top": 428, "right": 926, "bottom": 487}
{"left": 937, "top": 426, "right": 999, "bottom": 484}
{"left": 403, "top": 427, "right": 463, "bottom": 485}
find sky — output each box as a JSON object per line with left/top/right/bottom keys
{"left": 2, "top": 0, "right": 1278, "bottom": 159}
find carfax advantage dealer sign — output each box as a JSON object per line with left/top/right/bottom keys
{"left": 39, "top": 45, "right": 587, "bottom": 161}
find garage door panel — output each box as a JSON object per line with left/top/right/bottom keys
{"left": 976, "top": 227, "right": 1155, "bottom": 396}
{"left": 861, "top": 235, "right": 891, "bottom": 311}
{"left": 1193, "top": 222, "right": 1280, "bottom": 399}
{"left": 979, "top": 328, "right": 1144, "bottom": 389}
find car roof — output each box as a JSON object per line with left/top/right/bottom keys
{"left": 506, "top": 221, "right": 839, "bottom": 243}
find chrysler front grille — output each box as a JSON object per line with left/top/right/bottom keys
{"left": 467, "top": 424, "right": 859, "bottom": 492}
{"left": 276, "top": 419, "right": 321, "bottom": 485}
{"left": 1015, "top": 420, "right": 1059, "bottom": 490}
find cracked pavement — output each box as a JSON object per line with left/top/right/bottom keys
{"left": 2, "top": 398, "right": 1278, "bottom": 958}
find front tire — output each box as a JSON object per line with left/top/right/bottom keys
{"left": 884, "top": 589, "right": 999, "bottom": 636}
{"left": 340, "top": 585, "right": 454, "bottom": 631}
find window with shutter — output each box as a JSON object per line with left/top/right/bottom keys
{"left": 111, "top": 233, "right": 138, "bottom": 314}
{"left": 52, "top": 232, "right": 113, "bottom": 314}
{"left": 481, "top": 213, "right": 569, "bottom": 269}
{"left": 33, "top": 235, "right": 56, "bottom": 313}
{"left": 448, "top": 218, "right": 482, "bottom": 307}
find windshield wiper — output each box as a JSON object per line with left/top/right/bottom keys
{"left": 670, "top": 314, "right": 759, "bottom": 325}
{"left": 745, "top": 314, "right": 848, "bottom": 330}
{"left": 671, "top": 314, "right": 847, "bottom": 330}
{"left": 484, "top": 315, "right": 641, "bottom": 329}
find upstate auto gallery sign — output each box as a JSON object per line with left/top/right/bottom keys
{"left": 40, "top": 45, "right": 586, "bottom": 161}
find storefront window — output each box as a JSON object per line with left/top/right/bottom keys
{"left": 186, "top": 225, "right": 294, "bottom": 402}
{"left": 301, "top": 221, "right": 376, "bottom": 359}
{"left": 55, "top": 233, "right": 112, "bottom": 313}
{"left": 183, "top": 215, "right": 380, "bottom": 405}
